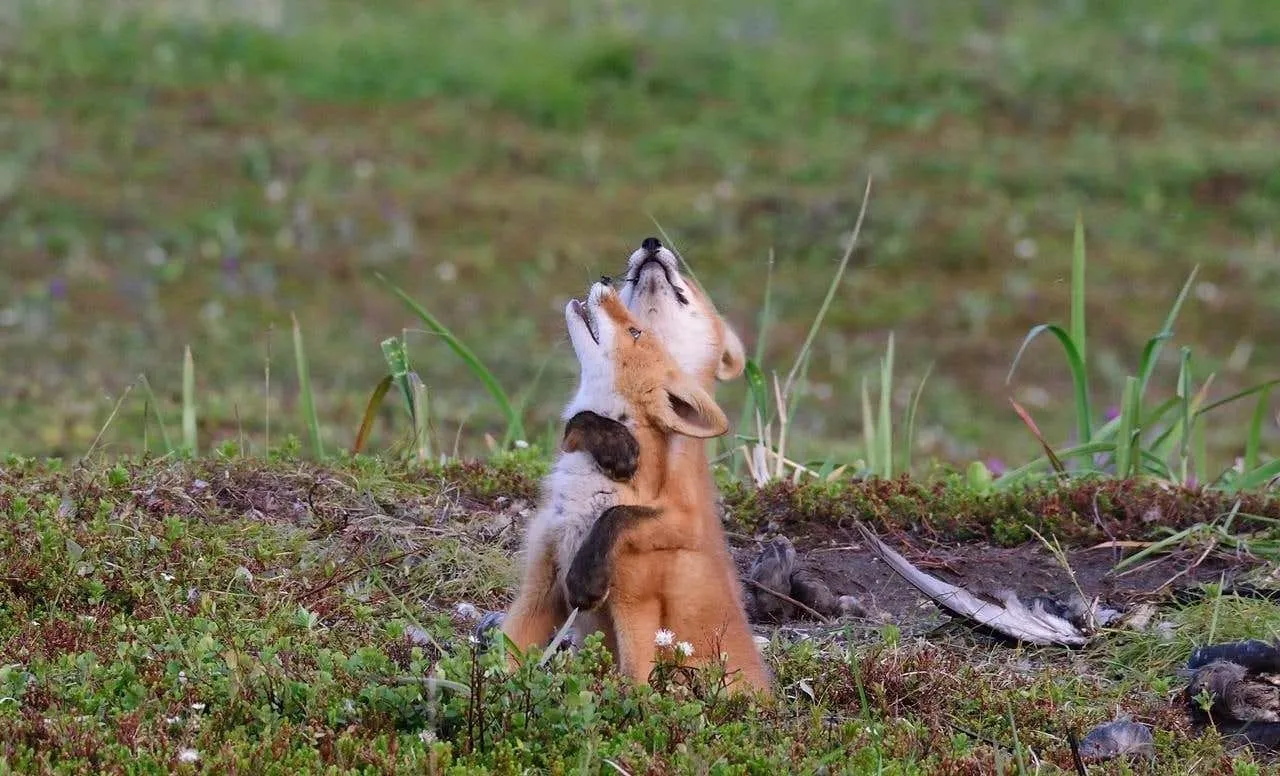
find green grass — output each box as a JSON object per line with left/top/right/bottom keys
{"left": 1, "top": 0, "right": 1277, "bottom": 474}
{"left": 2, "top": 454, "right": 1278, "bottom": 773}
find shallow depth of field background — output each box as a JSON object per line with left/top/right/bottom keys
{"left": 2, "top": 0, "right": 1277, "bottom": 469}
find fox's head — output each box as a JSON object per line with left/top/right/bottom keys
{"left": 563, "top": 280, "right": 729, "bottom": 441}
{"left": 619, "top": 238, "right": 746, "bottom": 389}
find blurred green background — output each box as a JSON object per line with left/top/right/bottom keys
{"left": 1, "top": 0, "right": 1277, "bottom": 470}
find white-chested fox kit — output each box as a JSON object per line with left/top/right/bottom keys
{"left": 501, "top": 270, "right": 769, "bottom": 694}
{"left": 497, "top": 281, "right": 731, "bottom": 666}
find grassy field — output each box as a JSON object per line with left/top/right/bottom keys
{"left": 1, "top": 0, "right": 1278, "bottom": 470}
{"left": 3, "top": 0, "right": 1280, "bottom": 772}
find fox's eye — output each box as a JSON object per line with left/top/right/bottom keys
{"left": 628, "top": 327, "right": 642, "bottom": 340}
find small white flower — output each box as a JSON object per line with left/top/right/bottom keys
{"left": 418, "top": 729, "right": 436, "bottom": 743}
{"left": 514, "top": 439, "right": 529, "bottom": 449}
{"left": 1014, "top": 238, "right": 1038, "bottom": 260}
{"left": 165, "top": 716, "right": 182, "bottom": 726}
{"left": 265, "top": 179, "right": 287, "bottom": 203}
{"left": 178, "top": 748, "right": 200, "bottom": 763}
{"left": 160, "top": 572, "right": 175, "bottom": 582}
{"left": 190, "top": 702, "right": 205, "bottom": 712}
{"left": 675, "top": 641, "right": 694, "bottom": 658}
{"left": 654, "top": 629, "right": 675, "bottom": 647}
{"left": 177, "top": 671, "right": 188, "bottom": 685}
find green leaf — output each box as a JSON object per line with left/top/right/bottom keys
{"left": 1007, "top": 323, "right": 1093, "bottom": 448}
{"left": 292, "top": 313, "right": 324, "bottom": 459}
{"left": 376, "top": 273, "right": 523, "bottom": 444}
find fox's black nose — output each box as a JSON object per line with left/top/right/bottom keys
{"left": 640, "top": 237, "right": 662, "bottom": 254}
{"left": 600, "top": 275, "right": 612, "bottom": 286}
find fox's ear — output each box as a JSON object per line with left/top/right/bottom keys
{"left": 661, "top": 375, "right": 729, "bottom": 439}
{"left": 716, "top": 324, "right": 746, "bottom": 381}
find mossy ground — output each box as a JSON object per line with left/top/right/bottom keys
{"left": 2, "top": 453, "right": 1278, "bottom": 773}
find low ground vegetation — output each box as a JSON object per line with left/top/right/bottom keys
{"left": 2, "top": 453, "right": 1278, "bottom": 772}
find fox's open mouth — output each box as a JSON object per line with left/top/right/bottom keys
{"left": 569, "top": 298, "right": 599, "bottom": 344}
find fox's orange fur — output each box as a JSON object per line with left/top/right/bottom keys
{"left": 500, "top": 239, "right": 766, "bottom": 695}
{"left": 586, "top": 282, "right": 769, "bottom": 691}
{"left": 498, "top": 280, "right": 732, "bottom": 666}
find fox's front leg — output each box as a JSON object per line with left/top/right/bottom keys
{"left": 609, "top": 598, "right": 663, "bottom": 686}
{"left": 498, "top": 524, "right": 569, "bottom": 667}
{"left": 562, "top": 411, "right": 639, "bottom": 482}
{"left": 564, "top": 504, "right": 661, "bottom": 611}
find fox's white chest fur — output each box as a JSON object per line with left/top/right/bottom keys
{"left": 533, "top": 449, "right": 621, "bottom": 597}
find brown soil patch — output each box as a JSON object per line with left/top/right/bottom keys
{"left": 728, "top": 522, "right": 1252, "bottom": 638}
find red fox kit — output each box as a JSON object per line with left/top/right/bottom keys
{"left": 556, "top": 239, "right": 750, "bottom": 651}
{"left": 555, "top": 279, "right": 771, "bottom": 693}
{"left": 497, "top": 280, "right": 731, "bottom": 665}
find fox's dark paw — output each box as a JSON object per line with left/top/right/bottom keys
{"left": 562, "top": 410, "right": 639, "bottom": 482}
{"left": 563, "top": 504, "right": 660, "bottom": 610}
{"left": 567, "top": 584, "right": 610, "bottom": 613}
{"left": 565, "top": 540, "right": 611, "bottom": 611}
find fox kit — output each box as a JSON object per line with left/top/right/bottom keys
{"left": 549, "top": 238, "right": 766, "bottom": 691}
{"left": 553, "top": 279, "right": 771, "bottom": 694}
{"left": 497, "top": 280, "right": 731, "bottom": 663}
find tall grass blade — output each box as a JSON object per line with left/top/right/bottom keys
{"left": 512, "top": 352, "right": 557, "bottom": 442}
{"left": 1115, "top": 376, "right": 1141, "bottom": 478}
{"left": 1138, "top": 397, "right": 1187, "bottom": 470}
{"left": 784, "top": 349, "right": 816, "bottom": 431}
{"left": 182, "top": 345, "right": 196, "bottom": 456}
{"left": 1195, "top": 413, "right": 1209, "bottom": 486}
{"left": 1007, "top": 324, "right": 1092, "bottom": 447}
{"left": 1245, "top": 385, "right": 1272, "bottom": 474}
{"left": 877, "top": 332, "right": 894, "bottom": 479}
{"left": 996, "top": 440, "right": 1115, "bottom": 486}
{"left": 84, "top": 384, "right": 134, "bottom": 461}
{"left": 264, "top": 324, "right": 273, "bottom": 454}
{"left": 1176, "top": 348, "right": 1193, "bottom": 482}
{"left": 1007, "top": 699, "right": 1029, "bottom": 776}
{"left": 755, "top": 249, "right": 776, "bottom": 364}
{"left": 1008, "top": 398, "right": 1066, "bottom": 474}
{"left": 291, "top": 313, "right": 324, "bottom": 459}
{"left": 901, "top": 362, "right": 933, "bottom": 477}
{"left": 743, "top": 360, "right": 769, "bottom": 427}
{"left": 381, "top": 336, "right": 417, "bottom": 421}
{"left": 137, "top": 374, "right": 174, "bottom": 454}
{"left": 1070, "top": 213, "right": 1087, "bottom": 370}
{"left": 539, "top": 608, "right": 580, "bottom": 668}
{"left": 353, "top": 375, "right": 393, "bottom": 455}
{"left": 376, "top": 273, "right": 523, "bottom": 444}
{"left": 1196, "top": 380, "right": 1280, "bottom": 418}
{"left": 861, "top": 377, "right": 876, "bottom": 475}
{"left": 781, "top": 176, "right": 872, "bottom": 399}
{"left": 1137, "top": 265, "right": 1200, "bottom": 395}
{"left": 1235, "top": 460, "right": 1280, "bottom": 493}
{"left": 1112, "top": 524, "right": 1199, "bottom": 571}
{"left": 734, "top": 252, "right": 777, "bottom": 470}
{"left": 410, "top": 373, "right": 432, "bottom": 462}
